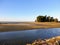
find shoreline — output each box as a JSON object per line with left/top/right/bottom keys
{"left": 26, "top": 36, "right": 60, "bottom": 45}
{"left": 0, "top": 22, "right": 60, "bottom": 32}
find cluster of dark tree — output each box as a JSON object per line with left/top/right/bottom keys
{"left": 35, "top": 15, "right": 58, "bottom": 22}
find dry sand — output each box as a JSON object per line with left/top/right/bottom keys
{"left": 0, "top": 22, "right": 60, "bottom": 32}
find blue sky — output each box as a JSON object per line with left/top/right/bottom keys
{"left": 0, "top": 0, "right": 60, "bottom": 21}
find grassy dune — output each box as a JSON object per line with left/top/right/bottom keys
{"left": 0, "top": 22, "right": 60, "bottom": 32}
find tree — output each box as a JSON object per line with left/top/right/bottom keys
{"left": 36, "top": 15, "right": 44, "bottom": 22}
{"left": 46, "top": 16, "right": 51, "bottom": 22}
{"left": 35, "top": 15, "right": 58, "bottom": 22}
{"left": 54, "top": 18, "right": 58, "bottom": 22}
{"left": 50, "top": 17, "right": 54, "bottom": 22}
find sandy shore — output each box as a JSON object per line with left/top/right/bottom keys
{"left": 27, "top": 36, "right": 60, "bottom": 45}
{"left": 0, "top": 22, "right": 60, "bottom": 32}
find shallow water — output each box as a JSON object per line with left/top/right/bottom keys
{"left": 0, "top": 28, "right": 60, "bottom": 45}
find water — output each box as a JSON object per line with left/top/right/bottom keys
{"left": 0, "top": 28, "right": 60, "bottom": 45}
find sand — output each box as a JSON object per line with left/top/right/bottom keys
{"left": 0, "top": 22, "right": 60, "bottom": 32}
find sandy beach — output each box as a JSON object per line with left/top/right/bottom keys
{"left": 0, "top": 22, "right": 60, "bottom": 32}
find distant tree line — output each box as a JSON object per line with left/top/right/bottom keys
{"left": 35, "top": 15, "right": 58, "bottom": 22}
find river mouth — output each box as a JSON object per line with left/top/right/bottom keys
{"left": 0, "top": 28, "right": 60, "bottom": 45}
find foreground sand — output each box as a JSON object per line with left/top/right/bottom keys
{"left": 0, "top": 22, "right": 60, "bottom": 32}
{"left": 26, "top": 36, "right": 60, "bottom": 45}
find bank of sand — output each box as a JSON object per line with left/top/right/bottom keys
{"left": 0, "top": 22, "right": 60, "bottom": 32}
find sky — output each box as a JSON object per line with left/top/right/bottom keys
{"left": 0, "top": 0, "right": 60, "bottom": 22}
